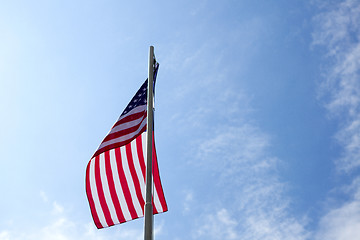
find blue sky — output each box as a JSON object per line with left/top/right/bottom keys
{"left": 1, "top": 0, "right": 360, "bottom": 239}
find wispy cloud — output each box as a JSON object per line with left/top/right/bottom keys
{"left": 192, "top": 124, "right": 309, "bottom": 240}
{"left": 176, "top": 48, "right": 309, "bottom": 239}
{"left": 39, "top": 191, "right": 49, "bottom": 203}
{"left": 315, "top": 178, "right": 360, "bottom": 240}
{"left": 313, "top": 0, "right": 360, "bottom": 172}
{"left": 312, "top": 0, "right": 360, "bottom": 239}
{"left": 194, "top": 209, "right": 238, "bottom": 240}
{"left": 182, "top": 190, "right": 194, "bottom": 214}
{"left": 0, "top": 231, "right": 10, "bottom": 240}
{"left": 0, "top": 193, "right": 147, "bottom": 240}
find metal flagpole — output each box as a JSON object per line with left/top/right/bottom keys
{"left": 144, "top": 46, "right": 155, "bottom": 240}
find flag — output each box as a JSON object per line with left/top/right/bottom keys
{"left": 85, "top": 63, "right": 167, "bottom": 229}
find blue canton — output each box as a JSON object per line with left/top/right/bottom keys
{"left": 121, "top": 80, "right": 148, "bottom": 116}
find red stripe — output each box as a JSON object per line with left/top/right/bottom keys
{"left": 103, "top": 116, "right": 146, "bottom": 142}
{"left": 114, "top": 111, "right": 146, "bottom": 127}
{"left": 151, "top": 162, "right": 159, "bottom": 214}
{"left": 85, "top": 160, "right": 102, "bottom": 229}
{"left": 135, "top": 135, "right": 146, "bottom": 182}
{"left": 104, "top": 150, "right": 126, "bottom": 224}
{"left": 152, "top": 194, "right": 158, "bottom": 214}
{"left": 92, "top": 125, "right": 147, "bottom": 158}
{"left": 94, "top": 155, "right": 114, "bottom": 227}
{"left": 152, "top": 137, "right": 168, "bottom": 212}
{"left": 125, "top": 144, "right": 145, "bottom": 213}
{"left": 114, "top": 147, "right": 138, "bottom": 219}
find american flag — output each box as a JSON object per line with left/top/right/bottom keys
{"left": 85, "top": 63, "right": 167, "bottom": 229}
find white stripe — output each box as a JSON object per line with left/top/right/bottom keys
{"left": 141, "top": 132, "right": 147, "bottom": 160}
{"left": 109, "top": 149, "right": 132, "bottom": 221}
{"left": 89, "top": 158, "right": 108, "bottom": 227}
{"left": 117, "top": 105, "right": 146, "bottom": 122}
{"left": 98, "top": 118, "right": 147, "bottom": 149}
{"left": 152, "top": 176, "right": 164, "bottom": 213}
{"left": 131, "top": 140, "right": 146, "bottom": 201}
{"left": 95, "top": 105, "right": 146, "bottom": 146}
{"left": 99, "top": 153, "right": 119, "bottom": 224}
{"left": 141, "top": 132, "right": 148, "bottom": 204}
{"left": 120, "top": 146, "right": 143, "bottom": 217}
{"left": 110, "top": 113, "right": 146, "bottom": 134}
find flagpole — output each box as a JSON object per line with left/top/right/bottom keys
{"left": 144, "top": 46, "right": 155, "bottom": 240}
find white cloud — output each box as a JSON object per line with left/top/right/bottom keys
{"left": 0, "top": 231, "right": 10, "bottom": 240}
{"left": 312, "top": 0, "right": 360, "bottom": 57}
{"left": 0, "top": 195, "right": 146, "bottom": 240}
{"left": 313, "top": 0, "right": 360, "bottom": 172}
{"left": 193, "top": 127, "right": 309, "bottom": 239}
{"left": 316, "top": 202, "right": 360, "bottom": 240}
{"left": 244, "top": 213, "right": 308, "bottom": 240}
{"left": 52, "top": 201, "right": 64, "bottom": 215}
{"left": 190, "top": 108, "right": 309, "bottom": 239}
{"left": 335, "top": 116, "right": 360, "bottom": 171}
{"left": 194, "top": 209, "right": 238, "bottom": 240}
{"left": 182, "top": 190, "right": 194, "bottom": 214}
{"left": 172, "top": 34, "right": 310, "bottom": 238}
{"left": 39, "top": 191, "right": 48, "bottom": 203}
{"left": 312, "top": 1, "right": 360, "bottom": 239}
{"left": 315, "top": 178, "right": 360, "bottom": 240}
